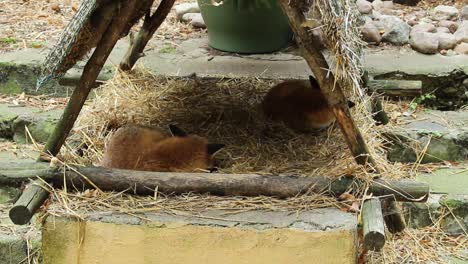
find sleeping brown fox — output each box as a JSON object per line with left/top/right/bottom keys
{"left": 262, "top": 76, "right": 355, "bottom": 132}
{"left": 100, "top": 125, "right": 225, "bottom": 172}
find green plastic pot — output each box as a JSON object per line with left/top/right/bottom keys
{"left": 197, "top": 0, "right": 293, "bottom": 54}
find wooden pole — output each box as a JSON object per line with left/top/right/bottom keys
{"left": 12, "top": 0, "right": 143, "bottom": 226}
{"left": 371, "top": 97, "right": 390, "bottom": 126}
{"left": 120, "top": 0, "right": 176, "bottom": 71}
{"left": 362, "top": 198, "right": 386, "bottom": 251}
{"left": 9, "top": 180, "right": 50, "bottom": 225}
{"left": 278, "top": 0, "right": 377, "bottom": 167}
{"left": 381, "top": 199, "right": 406, "bottom": 233}
{"left": 1, "top": 162, "right": 430, "bottom": 201}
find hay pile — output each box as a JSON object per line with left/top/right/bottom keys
{"left": 60, "top": 68, "right": 410, "bottom": 180}
{"left": 366, "top": 226, "right": 467, "bottom": 263}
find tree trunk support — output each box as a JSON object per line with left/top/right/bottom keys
{"left": 12, "top": 0, "right": 143, "bottom": 226}
{"left": 1, "top": 162, "right": 430, "bottom": 201}
{"left": 9, "top": 180, "right": 50, "bottom": 225}
{"left": 120, "top": 0, "right": 177, "bottom": 71}
{"left": 278, "top": 0, "right": 377, "bottom": 168}
{"left": 381, "top": 199, "right": 406, "bottom": 233}
{"left": 362, "top": 198, "right": 386, "bottom": 251}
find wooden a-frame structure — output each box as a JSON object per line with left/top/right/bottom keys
{"left": 8, "top": 0, "right": 429, "bottom": 251}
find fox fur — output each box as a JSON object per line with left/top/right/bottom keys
{"left": 262, "top": 76, "right": 354, "bottom": 132}
{"left": 101, "top": 125, "right": 224, "bottom": 172}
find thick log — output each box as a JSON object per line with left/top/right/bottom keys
{"left": 120, "top": 0, "right": 176, "bottom": 71}
{"left": 279, "top": 1, "right": 377, "bottom": 168}
{"left": 362, "top": 198, "right": 386, "bottom": 251}
{"left": 381, "top": 199, "right": 406, "bottom": 233}
{"left": 0, "top": 162, "right": 429, "bottom": 202}
{"left": 12, "top": 0, "right": 144, "bottom": 226}
{"left": 367, "top": 80, "right": 422, "bottom": 97}
{"left": 9, "top": 180, "right": 50, "bottom": 225}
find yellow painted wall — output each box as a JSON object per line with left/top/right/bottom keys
{"left": 43, "top": 217, "right": 356, "bottom": 264}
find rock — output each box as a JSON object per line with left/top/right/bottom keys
{"left": 181, "top": 13, "right": 198, "bottom": 23}
{"left": 446, "top": 49, "right": 457, "bottom": 56}
{"left": 436, "top": 27, "right": 450, "bottom": 34}
{"left": 454, "top": 42, "right": 468, "bottom": 55}
{"left": 181, "top": 13, "right": 206, "bottom": 29}
{"left": 174, "top": 2, "right": 200, "bottom": 20}
{"left": 372, "top": 10, "right": 382, "bottom": 19}
{"left": 410, "top": 32, "right": 439, "bottom": 54}
{"left": 382, "top": 1, "right": 393, "bottom": 9}
{"left": 433, "top": 5, "right": 459, "bottom": 20}
{"left": 362, "top": 15, "right": 373, "bottom": 24}
{"left": 454, "top": 21, "right": 468, "bottom": 43}
{"left": 380, "top": 8, "right": 399, "bottom": 16}
{"left": 437, "top": 33, "right": 457, "bottom": 50}
{"left": 462, "top": 5, "right": 468, "bottom": 21}
{"left": 407, "top": 19, "right": 418, "bottom": 27}
{"left": 411, "top": 23, "right": 437, "bottom": 35}
{"left": 372, "top": 0, "right": 384, "bottom": 10}
{"left": 392, "top": 0, "right": 420, "bottom": 6}
{"left": 372, "top": 20, "right": 385, "bottom": 32}
{"left": 440, "top": 49, "right": 447, "bottom": 55}
{"left": 357, "top": 0, "right": 373, "bottom": 14}
{"left": 438, "top": 20, "right": 458, "bottom": 33}
{"left": 380, "top": 15, "right": 411, "bottom": 45}
{"left": 190, "top": 14, "right": 206, "bottom": 29}
{"left": 361, "top": 22, "right": 382, "bottom": 44}
{"left": 420, "top": 17, "right": 434, "bottom": 24}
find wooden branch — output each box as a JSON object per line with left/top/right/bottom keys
{"left": 40, "top": 1, "right": 139, "bottom": 159}
{"left": 362, "top": 198, "right": 386, "bottom": 251}
{"left": 9, "top": 180, "right": 50, "bottom": 225}
{"left": 0, "top": 162, "right": 429, "bottom": 202}
{"left": 371, "top": 97, "right": 389, "bottom": 126}
{"left": 11, "top": 0, "right": 144, "bottom": 226}
{"left": 381, "top": 199, "right": 406, "bottom": 233}
{"left": 369, "top": 179, "right": 429, "bottom": 202}
{"left": 120, "top": 0, "right": 176, "bottom": 71}
{"left": 279, "top": 0, "right": 377, "bottom": 168}
{"left": 367, "top": 80, "right": 422, "bottom": 97}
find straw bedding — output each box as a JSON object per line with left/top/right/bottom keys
{"left": 60, "top": 68, "right": 409, "bottom": 181}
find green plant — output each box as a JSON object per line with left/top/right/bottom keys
{"left": 30, "top": 41, "right": 45, "bottom": 48}
{"left": 159, "top": 45, "right": 176, "bottom": 54}
{"left": 409, "top": 93, "right": 436, "bottom": 111}
{"left": 416, "top": 129, "right": 443, "bottom": 138}
{"left": 0, "top": 37, "right": 17, "bottom": 45}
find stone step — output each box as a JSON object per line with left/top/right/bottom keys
{"left": 42, "top": 209, "right": 357, "bottom": 264}
{"left": 403, "top": 166, "right": 468, "bottom": 235}
{"left": 0, "top": 103, "right": 61, "bottom": 144}
{"left": 1, "top": 38, "right": 467, "bottom": 108}
{"left": 385, "top": 109, "right": 468, "bottom": 163}
{"left": 0, "top": 203, "right": 41, "bottom": 263}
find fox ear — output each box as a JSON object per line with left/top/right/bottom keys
{"left": 347, "top": 100, "right": 356, "bottom": 108}
{"left": 207, "top": 143, "right": 225, "bottom": 156}
{"left": 308, "top": 75, "right": 320, "bottom": 90}
{"left": 169, "top": 124, "right": 188, "bottom": 137}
